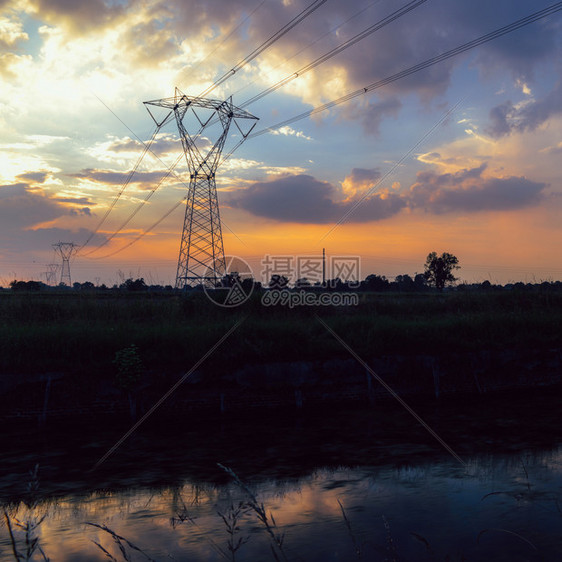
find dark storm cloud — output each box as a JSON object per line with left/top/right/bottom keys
{"left": 69, "top": 207, "right": 92, "bottom": 216}
{"left": 409, "top": 165, "right": 547, "bottom": 213}
{"left": 107, "top": 136, "right": 181, "bottom": 157}
{"left": 0, "top": 182, "right": 102, "bottom": 254}
{"left": 318, "top": 0, "right": 560, "bottom": 104}
{"left": 345, "top": 168, "right": 382, "bottom": 186}
{"left": 487, "top": 82, "right": 562, "bottom": 137}
{"left": 226, "top": 174, "right": 405, "bottom": 224}
{"left": 16, "top": 171, "right": 49, "bottom": 184}
{"left": 412, "top": 164, "right": 488, "bottom": 189}
{"left": 222, "top": 0, "right": 561, "bottom": 130}
{"left": 472, "top": 12, "right": 559, "bottom": 83}
{"left": 0, "top": 182, "right": 70, "bottom": 228}
{"left": 26, "top": 0, "right": 558, "bottom": 103}
{"left": 54, "top": 196, "right": 95, "bottom": 206}
{"left": 227, "top": 175, "right": 340, "bottom": 223}
{"left": 71, "top": 168, "right": 168, "bottom": 187}
{"left": 0, "top": 225, "right": 101, "bottom": 255}
{"left": 32, "top": 0, "right": 558, "bottom": 133}
{"left": 0, "top": 182, "right": 29, "bottom": 193}
{"left": 346, "top": 97, "right": 402, "bottom": 135}
{"left": 226, "top": 165, "right": 547, "bottom": 224}
{"left": 106, "top": 138, "right": 145, "bottom": 153}
{"left": 487, "top": 101, "right": 514, "bottom": 137}
{"left": 345, "top": 190, "right": 406, "bottom": 223}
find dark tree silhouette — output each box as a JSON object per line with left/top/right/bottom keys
{"left": 10, "top": 280, "right": 42, "bottom": 291}
{"left": 295, "top": 277, "right": 311, "bottom": 288}
{"left": 361, "top": 274, "right": 389, "bottom": 292}
{"left": 414, "top": 273, "right": 428, "bottom": 290}
{"left": 221, "top": 272, "right": 242, "bottom": 287}
{"left": 269, "top": 274, "right": 289, "bottom": 289}
{"left": 121, "top": 278, "right": 147, "bottom": 291}
{"left": 395, "top": 274, "right": 415, "bottom": 291}
{"left": 424, "top": 252, "right": 460, "bottom": 290}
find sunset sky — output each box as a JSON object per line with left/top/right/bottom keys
{"left": 1, "top": 0, "right": 562, "bottom": 286}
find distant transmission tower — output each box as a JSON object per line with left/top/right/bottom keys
{"left": 46, "top": 263, "right": 59, "bottom": 286}
{"left": 52, "top": 242, "right": 78, "bottom": 286}
{"left": 144, "top": 89, "right": 258, "bottom": 288}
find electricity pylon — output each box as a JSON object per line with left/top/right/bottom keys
{"left": 144, "top": 88, "right": 258, "bottom": 289}
{"left": 52, "top": 242, "right": 78, "bottom": 286}
{"left": 46, "top": 263, "right": 59, "bottom": 286}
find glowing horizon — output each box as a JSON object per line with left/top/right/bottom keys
{"left": 1, "top": 0, "right": 561, "bottom": 286}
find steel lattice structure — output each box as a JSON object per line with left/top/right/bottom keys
{"left": 52, "top": 242, "right": 78, "bottom": 286}
{"left": 45, "top": 263, "right": 59, "bottom": 286}
{"left": 144, "top": 89, "right": 258, "bottom": 288}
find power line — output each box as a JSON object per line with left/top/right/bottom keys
{"left": 182, "top": 0, "right": 269, "bottom": 83}
{"left": 193, "top": 0, "right": 393, "bottom": 158}
{"left": 88, "top": 198, "right": 187, "bottom": 260}
{"left": 81, "top": 3, "right": 273, "bottom": 253}
{"left": 81, "top": 1, "right": 327, "bottom": 256}
{"left": 250, "top": 1, "right": 562, "bottom": 138}
{"left": 82, "top": 155, "right": 185, "bottom": 256}
{"left": 89, "top": 2, "right": 562, "bottom": 258}
{"left": 319, "top": 96, "right": 466, "bottom": 242}
{"left": 198, "top": 0, "right": 329, "bottom": 98}
{"left": 79, "top": 124, "right": 162, "bottom": 252}
{"left": 228, "top": 0, "right": 384, "bottom": 101}
{"left": 219, "top": 0, "right": 430, "bottom": 164}
{"left": 239, "top": 0, "right": 429, "bottom": 108}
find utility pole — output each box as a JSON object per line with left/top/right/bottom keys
{"left": 52, "top": 242, "right": 78, "bottom": 286}
{"left": 144, "top": 88, "right": 258, "bottom": 289}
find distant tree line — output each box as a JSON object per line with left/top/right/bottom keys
{"left": 4, "top": 252, "right": 562, "bottom": 293}
{"left": 6, "top": 277, "right": 174, "bottom": 293}
{"left": 6, "top": 276, "right": 562, "bottom": 294}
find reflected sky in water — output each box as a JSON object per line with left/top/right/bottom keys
{"left": 2, "top": 394, "right": 562, "bottom": 561}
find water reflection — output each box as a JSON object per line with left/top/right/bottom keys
{"left": 1, "top": 393, "right": 562, "bottom": 561}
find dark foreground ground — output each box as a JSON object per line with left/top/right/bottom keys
{"left": 1, "top": 288, "right": 561, "bottom": 420}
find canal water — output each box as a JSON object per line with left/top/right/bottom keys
{"left": 1, "top": 390, "right": 561, "bottom": 561}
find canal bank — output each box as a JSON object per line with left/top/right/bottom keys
{"left": 1, "top": 345, "right": 561, "bottom": 422}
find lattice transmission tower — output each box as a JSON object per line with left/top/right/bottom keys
{"left": 45, "top": 263, "right": 59, "bottom": 286}
{"left": 52, "top": 242, "right": 78, "bottom": 286}
{"left": 144, "top": 89, "right": 258, "bottom": 289}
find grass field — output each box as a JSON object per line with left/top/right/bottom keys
{"left": 1, "top": 287, "right": 561, "bottom": 377}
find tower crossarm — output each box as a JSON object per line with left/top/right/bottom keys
{"left": 144, "top": 93, "right": 258, "bottom": 122}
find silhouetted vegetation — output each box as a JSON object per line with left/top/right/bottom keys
{"left": 1, "top": 274, "right": 562, "bottom": 379}
{"left": 9, "top": 280, "right": 44, "bottom": 292}
{"left": 423, "top": 251, "right": 460, "bottom": 290}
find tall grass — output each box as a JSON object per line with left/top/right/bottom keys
{"left": 3, "top": 465, "right": 50, "bottom": 561}
{"left": 1, "top": 290, "right": 561, "bottom": 376}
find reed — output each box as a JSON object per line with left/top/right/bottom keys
{"left": 3, "top": 465, "right": 50, "bottom": 562}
